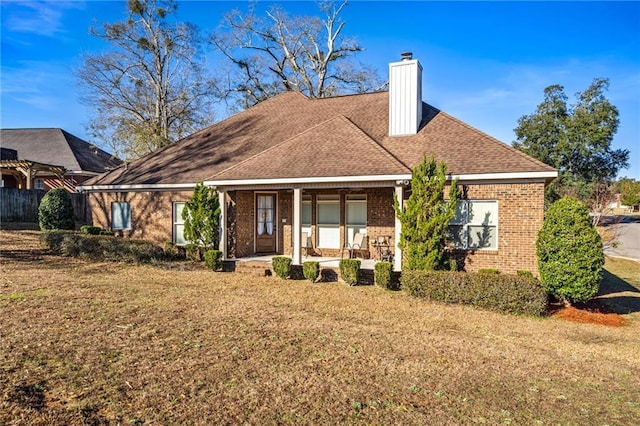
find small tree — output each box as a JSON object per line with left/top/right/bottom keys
{"left": 617, "top": 177, "right": 640, "bottom": 211}
{"left": 394, "top": 156, "right": 460, "bottom": 270}
{"left": 182, "top": 183, "right": 220, "bottom": 250}
{"left": 38, "top": 188, "right": 75, "bottom": 230}
{"left": 536, "top": 197, "right": 604, "bottom": 304}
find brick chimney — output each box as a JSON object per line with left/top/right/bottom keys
{"left": 388, "top": 52, "right": 423, "bottom": 137}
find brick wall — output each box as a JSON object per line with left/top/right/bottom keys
{"left": 441, "top": 182, "right": 545, "bottom": 275}
{"left": 89, "top": 181, "right": 545, "bottom": 275}
{"left": 87, "top": 190, "right": 192, "bottom": 244}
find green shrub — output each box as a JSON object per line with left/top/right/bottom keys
{"left": 374, "top": 261, "right": 393, "bottom": 289}
{"left": 163, "top": 241, "right": 184, "bottom": 259}
{"left": 203, "top": 249, "right": 223, "bottom": 271}
{"left": 537, "top": 197, "right": 604, "bottom": 303}
{"left": 339, "top": 259, "right": 361, "bottom": 286}
{"left": 40, "top": 230, "right": 77, "bottom": 252}
{"left": 479, "top": 268, "right": 501, "bottom": 275}
{"left": 302, "top": 261, "right": 320, "bottom": 282}
{"left": 272, "top": 256, "right": 292, "bottom": 279}
{"left": 516, "top": 270, "right": 534, "bottom": 279}
{"left": 400, "top": 270, "right": 547, "bottom": 316}
{"left": 41, "top": 231, "right": 162, "bottom": 263}
{"left": 80, "top": 225, "right": 103, "bottom": 235}
{"left": 38, "top": 188, "right": 75, "bottom": 230}
{"left": 185, "top": 243, "right": 201, "bottom": 262}
{"left": 447, "top": 258, "right": 458, "bottom": 272}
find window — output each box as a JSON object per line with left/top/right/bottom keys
{"left": 34, "top": 179, "right": 44, "bottom": 190}
{"left": 316, "top": 195, "right": 340, "bottom": 248}
{"left": 301, "top": 195, "right": 312, "bottom": 237}
{"left": 449, "top": 200, "right": 498, "bottom": 250}
{"left": 111, "top": 202, "right": 131, "bottom": 230}
{"left": 173, "top": 202, "right": 186, "bottom": 245}
{"left": 345, "top": 194, "right": 367, "bottom": 245}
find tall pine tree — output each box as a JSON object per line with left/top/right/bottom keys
{"left": 394, "top": 156, "right": 461, "bottom": 270}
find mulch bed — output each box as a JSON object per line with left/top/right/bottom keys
{"left": 549, "top": 299, "right": 625, "bottom": 327}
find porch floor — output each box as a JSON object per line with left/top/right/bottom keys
{"left": 234, "top": 254, "right": 377, "bottom": 270}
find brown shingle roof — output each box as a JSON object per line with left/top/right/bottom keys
{"left": 86, "top": 90, "right": 554, "bottom": 186}
{"left": 211, "top": 115, "right": 408, "bottom": 181}
{"left": 0, "top": 128, "right": 121, "bottom": 174}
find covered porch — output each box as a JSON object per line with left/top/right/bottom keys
{"left": 211, "top": 178, "right": 410, "bottom": 272}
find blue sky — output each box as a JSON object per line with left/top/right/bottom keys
{"left": 2, "top": 1, "right": 639, "bottom": 179}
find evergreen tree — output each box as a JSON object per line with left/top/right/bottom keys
{"left": 513, "top": 79, "right": 628, "bottom": 204}
{"left": 182, "top": 183, "right": 220, "bottom": 250}
{"left": 38, "top": 188, "right": 75, "bottom": 230}
{"left": 394, "top": 156, "right": 460, "bottom": 270}
{"left": 536, "top": 197, "right": 604, "bottom": 304}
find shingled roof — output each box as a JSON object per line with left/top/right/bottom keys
{"left": 85, "top": 91, "right": 554, "bottom": 186}
{"left": 0, "top": 128, "right": 121, "bottom": 174}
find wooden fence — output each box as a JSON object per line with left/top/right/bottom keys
{"left": 0, "top": 188, "right": 89, "bottom": 223}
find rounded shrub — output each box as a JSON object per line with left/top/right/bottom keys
{"left": 38, "top": 188, "right": 75, "bottom": 230}
{"left": 272, "top": 256, "right": 292, "bottom": 279}
{"left": 204, "top": 249, "right": 223, "bottom": 271}
{"left": 303, "top": 261, "right": 320, "bottom": 282}
{"left": 536, "top": 197, "right": 604, "bottom": 304}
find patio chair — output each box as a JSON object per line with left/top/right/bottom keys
{"left": 342, "top": 232, "right": 366, "bottom": 259}
{"left": 302, "top": 231, "right": 311, "bottom": 258}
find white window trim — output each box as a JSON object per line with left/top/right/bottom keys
{"left": 449, "top": 200, "right": 499, "bottom": 251}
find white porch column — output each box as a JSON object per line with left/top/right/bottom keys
{"left": 292, "top": 188, "right": 302, "bottom": 265}
{"left": 218, "top": 190, "right": 227, "bottom": 260}
{"left": 394, "top": 185, "right": 403, "bottom": 272}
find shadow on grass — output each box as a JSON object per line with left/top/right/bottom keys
{"left": 596, "top": 269, "right": 640, "bottom": 315}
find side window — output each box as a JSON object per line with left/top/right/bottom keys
{"left": 111, "top": 202, "right": 131, "bottom": 230}
{"left": 173, "top": 202, "right": 186, "bottom": 245}
{"left": 449, "top": 200, "right": 498, "bottom": 250}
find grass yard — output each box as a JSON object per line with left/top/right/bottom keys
{"left": 1, "top": 230, "right": 639, "bottom": 425}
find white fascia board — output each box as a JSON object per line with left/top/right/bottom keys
{"left": 204, "top": 174, "right": 413, "bottom": 187}
{"left": 206, "top": 171, "right": 557, "bottom": 188}
{"left": 451, "top": 171, "right": 558, "bottom": 182}
{"left": 77, "top": 182, "right": 198, "bottom": 193}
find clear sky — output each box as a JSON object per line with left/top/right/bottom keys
{"left": 2, "top": 1, "right": 639, "bottom": 179}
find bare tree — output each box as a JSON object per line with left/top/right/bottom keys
{"left": 211, "top": 1, "right": 384, "bottom": 109}
{"left": 77, "top": 0, "right": 217, "bottom": 160}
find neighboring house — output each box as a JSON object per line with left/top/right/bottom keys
{"left": 0, "top": 128, "right": 121, "bottom": 191}
{"left": 80, "top": 54, "right": 557, "bottom": 274}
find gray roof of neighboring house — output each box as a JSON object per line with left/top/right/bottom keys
{"left": 86, "top": 91, "right": 555, "bottom": 186}
{"left": 0, "top": 128, "right": 121, "bottom": 174}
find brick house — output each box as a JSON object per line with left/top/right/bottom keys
{"left": 80, "top": 54, "right": 556, "bottom": 274}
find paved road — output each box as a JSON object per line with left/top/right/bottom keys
{"left": 604, "top": 221, "right": 640, "bottom": 261}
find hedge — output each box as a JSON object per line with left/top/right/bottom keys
{"left": 40, "top": 231, "right": 163, "bottom": 264}
{"left": 401, "top": 270, "right": 547, "bottom": 316}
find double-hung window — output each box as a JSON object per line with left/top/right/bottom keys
{"left": 345, "top": 194, "right": 367, "bottom": 245}
{"left": 316, "top": 195, "right": 340, "bottom": 248}
{"left": 173, "top": 202, "right": 186, "bottom": 245}
{"left": 111, "top": 202, "right": 131, "bottom": 230}
{"left": 449, "top": 200, "right": 498, "bottom": 250}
